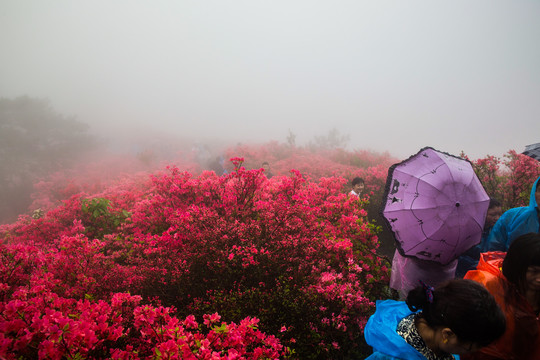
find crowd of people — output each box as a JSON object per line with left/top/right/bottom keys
{"left": 363, "top": 175, "right": 540, "bottom": 360}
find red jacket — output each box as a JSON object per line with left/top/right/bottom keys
{"left": 463, "top": 252, "right": 540, "bottom": 360}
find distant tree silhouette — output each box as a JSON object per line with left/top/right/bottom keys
{"left": 0, "top": 96, "right": 96, "bottom": 223}
{"left": 286, "top": 129, "right": 296, "bottom": 147}
{"left": 308, "top": 128, "right": 350, "bottom": 150}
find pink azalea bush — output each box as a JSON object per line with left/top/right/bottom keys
{"left": 0, "top": 155, "right": 390, "bottom": 359}
{"left": 221, "top": 143, "right": 397, "bottom": 256}
{"left": 462, "top": 150, "right": 540, "bottom": 209}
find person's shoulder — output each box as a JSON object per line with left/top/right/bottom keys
{"left": 365, "top": 351, "right": 404, "bottom": 360}
{"left": 465, "top": 268, "right": 502, "bottom": 287}
{"left": 365, "top": 301, "right": 424, "bottom": 360}
{"left": 374, "top": 299, "right": 407, "bottom": 309}
{"left": 465, "top": 254, "right": 505, "bottom": 295}
{"left": 500, "top": 205, "right": 531, "bottom": 221}
{"left": 488, "top": 207, "right": 526, "bottom": 236}
{"left": 368, "top": 300, "right": 411, "bottom": 326}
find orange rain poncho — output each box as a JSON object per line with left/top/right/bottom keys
{"left": 463, "top": 252, "right": 540, "bottom": 360}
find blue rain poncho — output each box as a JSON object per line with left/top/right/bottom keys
{"left": 484, "top": 176, "right": 540, "bottom": 252}
{"left": 364, "top": 300, "right": 460, "bottom": 360}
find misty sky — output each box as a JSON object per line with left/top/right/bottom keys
{"left": 1, "top": 1, "right": 539, "bottom": 160}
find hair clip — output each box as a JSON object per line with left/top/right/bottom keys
{"left": 419, "top": 280, "right": 434, "bottom": 303}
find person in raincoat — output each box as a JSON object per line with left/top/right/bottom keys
{"left": 463, "top": 233, "right": 540, "bottom": 360}
{"left": 364, "top": 279, "right": 505, "bottom": 360}
{"left": 484, "top": 176, "right": 540, "bottom": 252}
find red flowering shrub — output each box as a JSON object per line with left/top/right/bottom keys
{"left": 502, "top": 150, "right": 540, "bottom": 207}
{"left": 0, "top": 157, "right": 390, "bottom": 359}
{"left": 0, "top": 275, "right": 284, "bottom": 359}
{"left": 220, "top": 142, "right": 397, "bottom": 257}
{"left": 5, "top": 141, "right": 536, "bottom": 359}
{"left": 463, "top": 150, "right": 540, "bottom": 209}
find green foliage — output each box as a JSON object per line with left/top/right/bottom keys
{"left": 82, "top": 198, "right": 111, "bottom": 218}
{"left": 81, "top": 197, "right": 131, "bottom": 238}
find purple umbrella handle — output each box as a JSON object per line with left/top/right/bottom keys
{"left": 419, "top": 280, "right": 434, "bottom": 303}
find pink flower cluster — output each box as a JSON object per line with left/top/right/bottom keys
{"left": 0, "top": 278, "right": 284, "bottom": 359}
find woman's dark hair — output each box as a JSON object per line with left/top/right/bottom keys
{"left": 406, "top": 279, "right": 505, "bottom": 346}
{"left": 352, "top": 177, "right": 364, "bottom": 186}
{"left": 502, "top": 232, "right": 540, "bottom": 293}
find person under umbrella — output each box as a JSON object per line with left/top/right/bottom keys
{"left": 390, "top": 250, "right": 459, "bottom": 300}
{"left": 455, "top": 198, "right": 503, "bottom": 278}
{"left": 382, "top": 147, "right": 490, "bottom": 298}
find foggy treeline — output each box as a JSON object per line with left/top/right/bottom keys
{"left": 0, "top": 96, "right": 360, "bottom": 224}
{"left": 0, "top": 96, "right": 98, "bottom": 223}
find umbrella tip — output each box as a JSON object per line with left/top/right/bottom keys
{"left": 455, "top": 202, "right": 461, "bottom": 207}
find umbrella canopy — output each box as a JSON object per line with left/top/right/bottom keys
{"left": 522, "top": 142, "right": 540, "bottom": 162}
{"left": 381, "top": 147, "right": 489, "bottom": 265}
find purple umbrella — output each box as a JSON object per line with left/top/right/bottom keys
{"left": 381, "top": 147, "right": 489, "bottom": 265}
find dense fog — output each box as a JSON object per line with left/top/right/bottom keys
{"left": 1, "top": 1, "right": 540, "bottom": 223}
{"left": 1, "top": 1, "right": 539, "bottom": 159}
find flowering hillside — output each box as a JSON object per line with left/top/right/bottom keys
{"left": 0, "top": 156, "right": 391, "bottom": 359}
{"left": 1, "top": 140, "right": 538, "bottom": 359}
